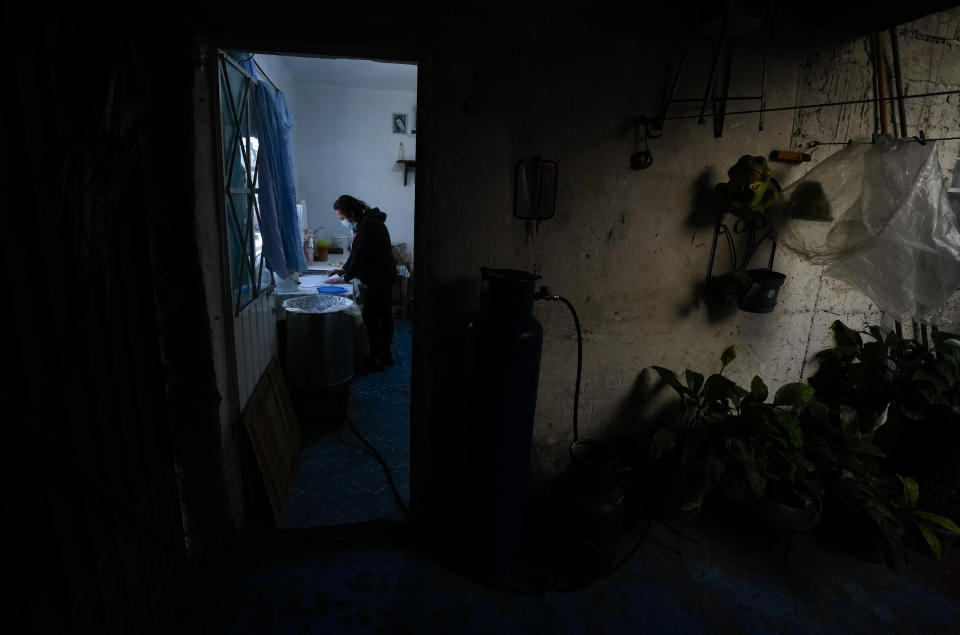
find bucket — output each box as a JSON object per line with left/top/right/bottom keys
{"left": 737, "top": 269, "right": 786, "bottom": 313}
{"left": 564, "top": 440, "right": 624, "bottom": 573}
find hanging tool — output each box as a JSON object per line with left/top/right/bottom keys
{"left": 630, "top": 117, "right": 654, "bottom": 170}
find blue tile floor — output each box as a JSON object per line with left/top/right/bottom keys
{"left": 279, "top": 320, "right": 412, "bottom": 528}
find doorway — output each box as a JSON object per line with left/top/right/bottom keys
{"left": 222, "top": 51, "right": 417, "bottom": 528}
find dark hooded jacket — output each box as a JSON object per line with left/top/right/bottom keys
{"left": 341, "top": 207, "right": 396, "bottom": 286}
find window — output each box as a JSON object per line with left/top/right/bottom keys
{"left": 217, "top": 51, "right": 271, "bottom": 315}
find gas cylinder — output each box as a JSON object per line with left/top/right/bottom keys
{"left": 461, "top": 267, "right": 543, "bottom": 578}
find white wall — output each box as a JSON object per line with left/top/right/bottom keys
{"left": 293, "top": 82, "right": 417, "bottom": 254}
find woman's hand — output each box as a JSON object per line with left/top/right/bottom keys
{"left": 324, "top": 274, "right": 345, "bottom": 284}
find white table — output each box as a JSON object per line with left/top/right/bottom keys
{"left": 272, "top": 272, "right": 357, "bottom": 320}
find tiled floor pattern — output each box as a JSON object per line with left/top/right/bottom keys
{"left": 279, "top": 320, "right": 412, "bottom": 528}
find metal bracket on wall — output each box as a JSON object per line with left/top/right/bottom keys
{"left": 630, "top": 116, "right": 656, "bottom": 169}
{"left": 705, "top": 208, "right": 777, "bottom": 289}
{"left": 650, "top": 3, "right": 770, "bottom": 139}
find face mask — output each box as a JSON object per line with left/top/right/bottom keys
{"left": 339, "top": 218, "right": 351, "bottom": 228}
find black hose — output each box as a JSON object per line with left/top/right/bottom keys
{"left": 556, "top": 296, "right": 583, "bottom": 442}
{"left": 536, "top": 293, "right": 583, "bottom": 442}
{"left": 345, "top": 413, "right": 410, "bottom": 519}
{"left": 517, "top": 517, "right": 654, "bottom": 593}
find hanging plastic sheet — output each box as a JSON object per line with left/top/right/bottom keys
{"left": 240, "top": 56, "right": 306, "bottom": 278}
{"left": 774, "top": 136, "right": 960, "bottom": 323}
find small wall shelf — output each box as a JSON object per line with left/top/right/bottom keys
{"left": 396, "top": 159, "right": 416, "bottom": 186}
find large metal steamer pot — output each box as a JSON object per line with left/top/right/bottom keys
{"left": 282, "top": 295, "right": 356, "bottom": 391}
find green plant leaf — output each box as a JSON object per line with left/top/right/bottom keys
{"left": 721, "top": 345, "right": 738, "bottom": 370}
{"left": 773, "top": 383, "right": 815, "bottom": 407}
{"left": 652, "top": 366, "right": 688, "bottom": 396}
{"left": 775, "top": 413, "right": 803, "bottom": 446}
{"left": 705, "top": 445, "right": 726, "bottom": 488}
{"left": 726, "top": 438, "right": 765, "bottom": 498}
{"left": 827, "top": 345, "right": 861, "bottom": 359}
{"left": 685, "top": 369, "right": 705, "bottom": 396}
{"left": 750, "top": 376, "right": 769, "bottom": 402}
{"left": 805, "top": 399, "right": 832, "bottom": 426}
{"left": 898, "top": 475, "right": 919, "bottom": 509}
{"left": 796, "top": 454, "right": 816, "bottom": 473}
{"left": 913, "top": 511, "right": 960, "bottom": 536}
{"left": 702, "top": 412, "right": 725, "bottom": 426}
{"left": 649, "top": 428, "right": 677, "bottom": 460}
{"left": 867, "top": 325, "right": 884, "bottom": 342}
{"left": 898, "top": 388, "right": 929, "bottom": 420}
{"left": 914, "top": 368, "right": 948, "bottom": 391}
{"left": 931, "top": 330, "right": 960, "bottom": 346}
{"left": 832, "top": 320, "right": 863, "bottom": 349}
{"left": 704, "top": 374, "right": 747, "bottom": 407}
{"left": 852, "top": 440, "right": 886, "bottom": 458}
{"left": 916, "top": 523, "right": 943, "bottom": 559}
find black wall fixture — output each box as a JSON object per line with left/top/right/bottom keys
{"left": 630, "top": 116, "right": 657, "bottom": 169}
{"left": 514, "top": 156, "right": 558, "bottom": 222}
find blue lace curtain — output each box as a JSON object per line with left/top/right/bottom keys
{"left": 240, "top": 56, "right": 305, "bottom": 277}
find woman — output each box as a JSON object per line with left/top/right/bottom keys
{"left": 327, "top": 194, "right": 397, "bottom": 372}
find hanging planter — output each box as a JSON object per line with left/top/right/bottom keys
{"left": 705, "top": 154, "right": 789, "bottom": 315}
{"left": 735, "top": 269, "right": 787, "bottom": 313}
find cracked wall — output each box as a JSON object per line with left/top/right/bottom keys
{"left": 787, "top": 9, "right": 960, "bottom": 365}
{"left": 424, "top": 8, "right": 960, "bottom": 481}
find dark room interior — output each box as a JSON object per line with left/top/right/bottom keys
{"left": 6, "top": 1, "right": 960, "bottom": 633}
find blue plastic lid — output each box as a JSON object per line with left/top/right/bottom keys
{"left": 317, "top": 286, "right": 346, "bottom": 294}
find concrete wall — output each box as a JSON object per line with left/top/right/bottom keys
{"left": 421, "top": 9, "right": 960, "bottom": 481}
{"left": 293, "top": 82, "right": 417, "bottom": 251}
{"left": 784, "top": 11, "right": 960, "bottom": 362}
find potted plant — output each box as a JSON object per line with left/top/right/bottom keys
{"left": 809, "top": 320, "right": 960, "bottom": 525}
{"left": 893, "top": 475, "right": 960, "bottom": 559}
{"left": 797, "top": 396, "right": 960, "bottom": 563}
{"left": 646, "top": 346, "right": 819, "bottom": 525}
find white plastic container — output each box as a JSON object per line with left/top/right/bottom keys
{"left": 331, "top": 234, "right": 350, "bottom": 254}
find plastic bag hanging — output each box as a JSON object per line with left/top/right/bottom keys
{"left": 774, "top": 136, "right": 960, "bottom": 322}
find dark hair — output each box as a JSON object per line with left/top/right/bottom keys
{"left": 333, "top": 194, "right": 369, "bottom": 221}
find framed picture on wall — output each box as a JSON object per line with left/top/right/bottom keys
{"left": 392, "top": 113, "right": 407, "bottom": 134}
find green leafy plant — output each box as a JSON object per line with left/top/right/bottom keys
{"left": 796, "top": 396, "right": 900, "bottom": 560}
{"left": 895, "top": 475, "right": 960, "bottom": 559}
{"left": 798, "top": 396, "right": 960, "bottom": 561}
{"left": 809, "top": 320, "right": 960, "bottom": 526}
{"left": 649, "top": 346, "right": 818, "bottom": 514}
{"left": 810, "top": 320, "right": 960, "bottom": 433}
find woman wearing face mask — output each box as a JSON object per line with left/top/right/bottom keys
{"left": 326, "top": 194, "right": 397, "bottom": 371}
